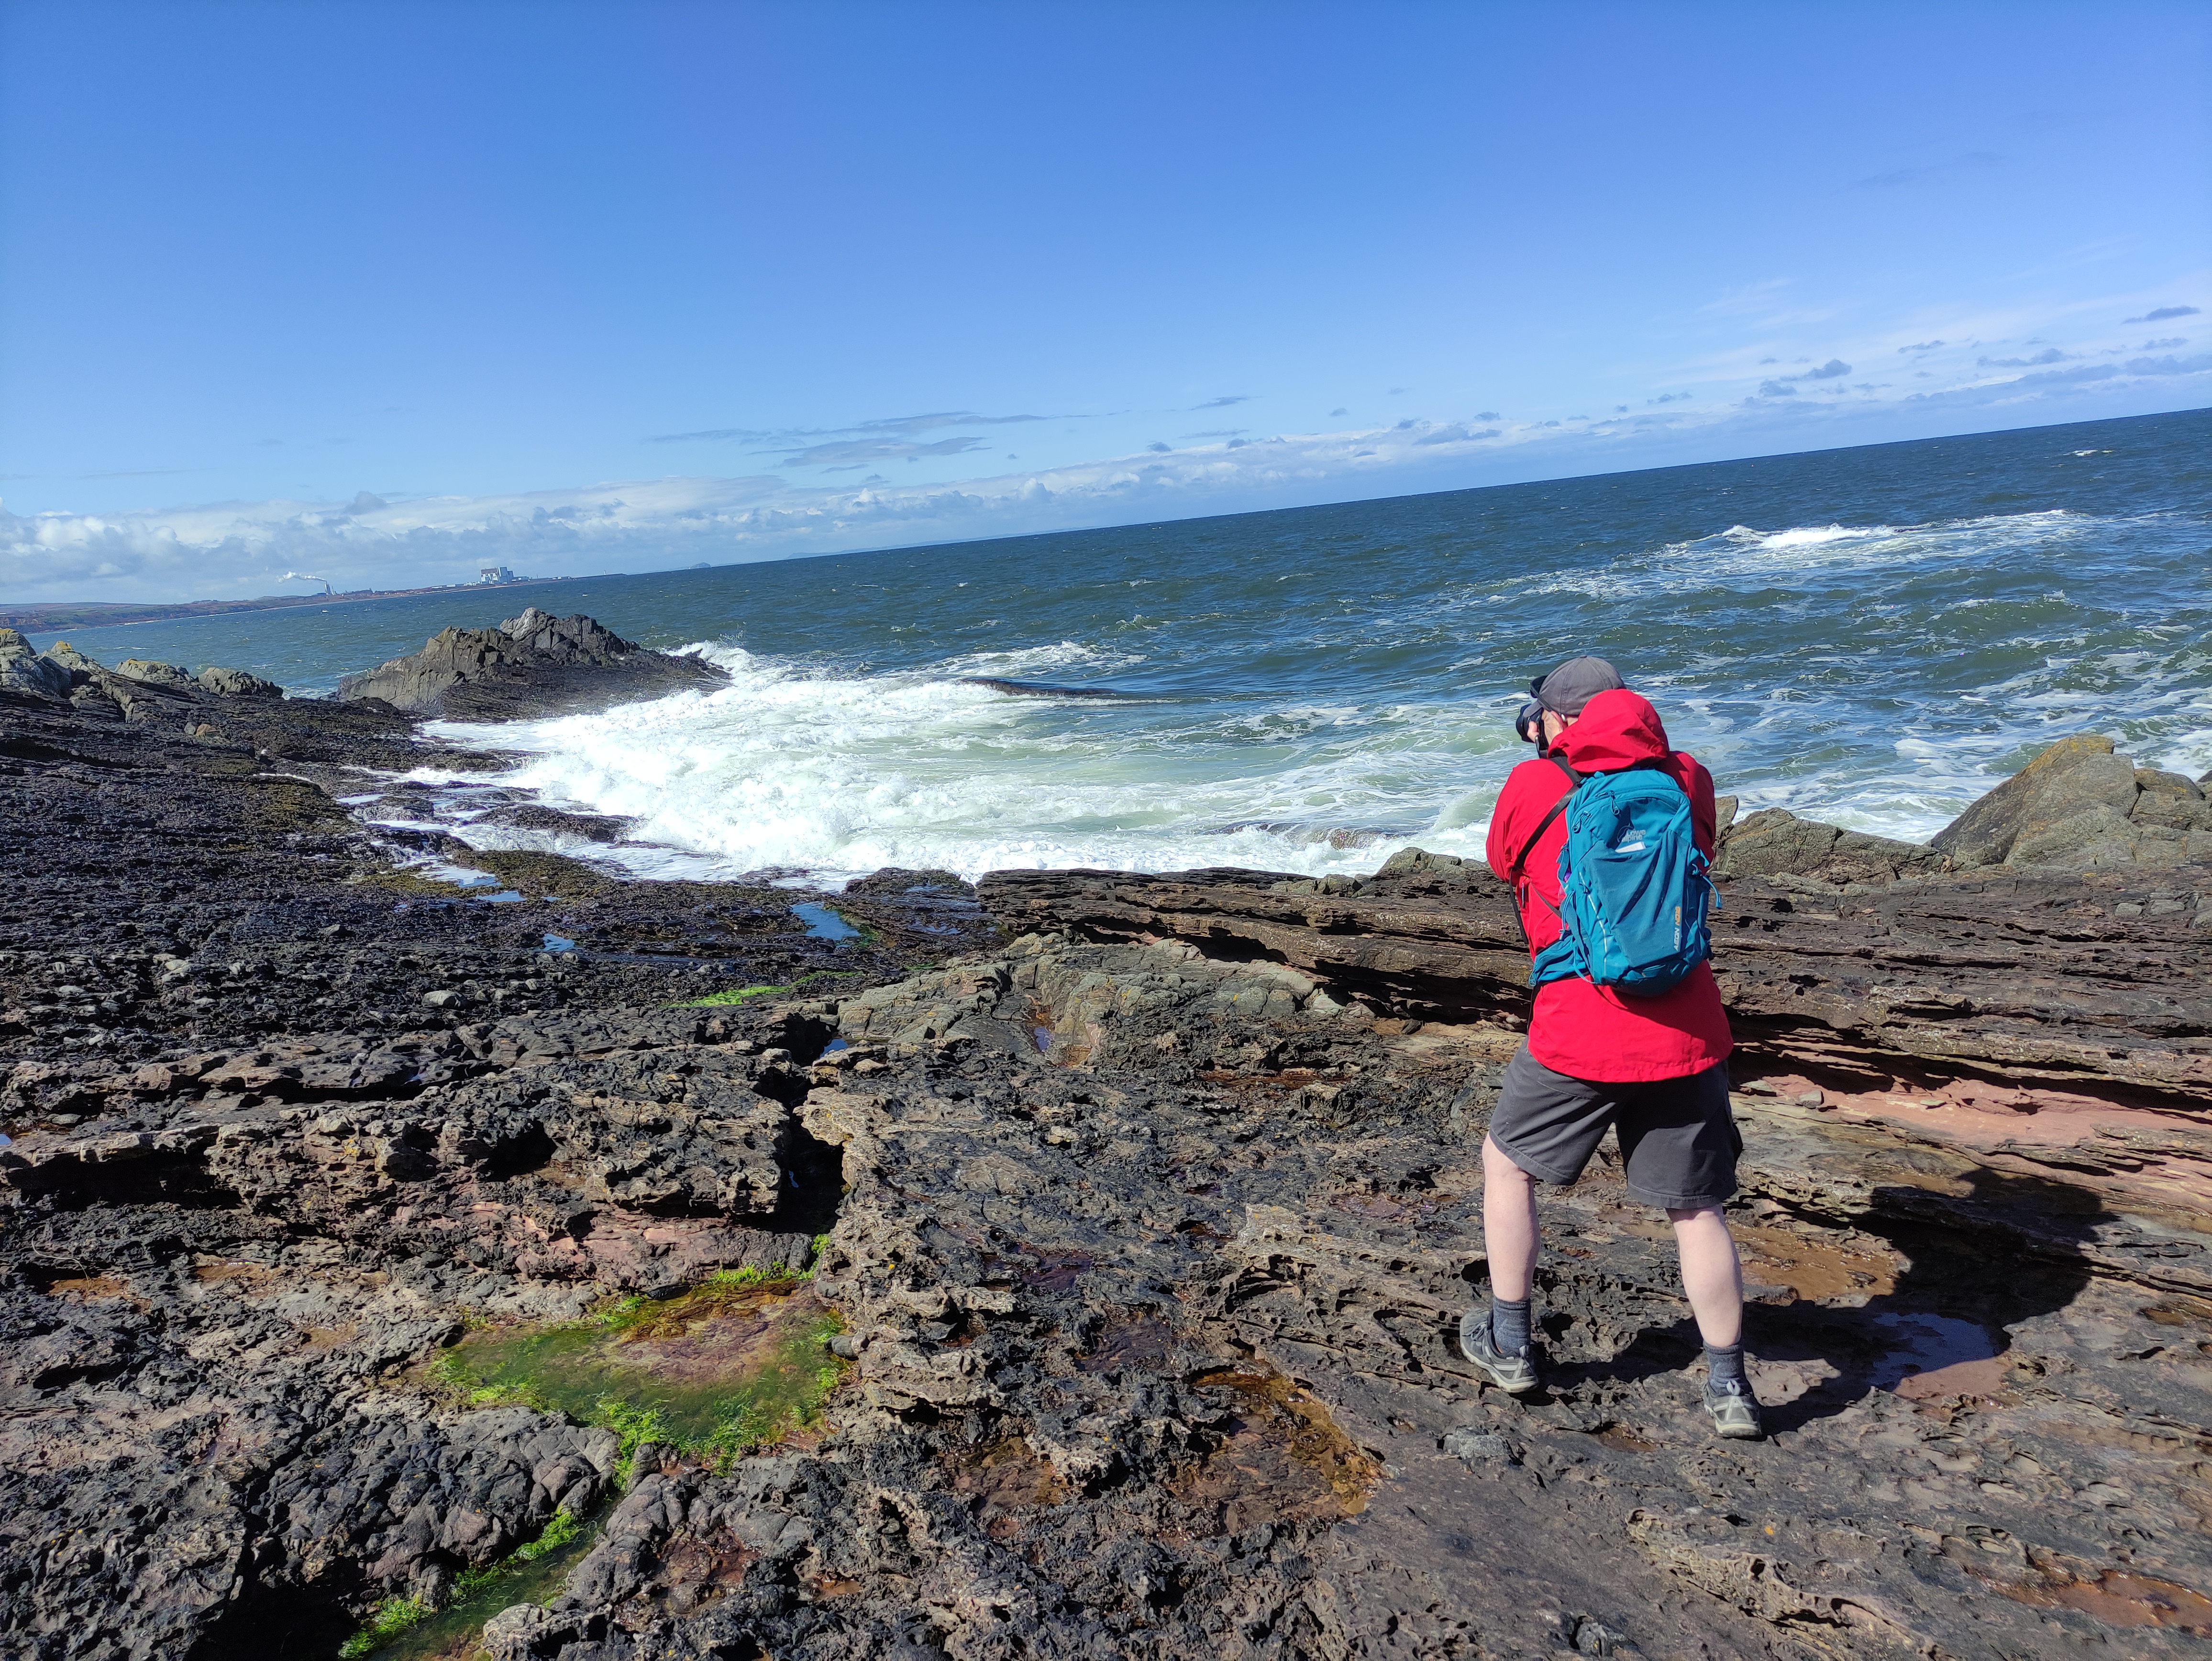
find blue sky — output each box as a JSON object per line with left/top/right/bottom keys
{"left": 2, "top": 0, "right": 2207, "bottom": 600}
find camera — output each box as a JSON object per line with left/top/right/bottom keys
{"left": 1515, "top": 699, "right": 1546, "bottom": 745}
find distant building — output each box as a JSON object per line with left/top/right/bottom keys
{"left": 478, "top": 565, "right": 517, "bottom": 584}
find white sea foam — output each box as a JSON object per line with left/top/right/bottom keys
{"left": 1743, "top": 523, "right": 1897, "bottom": 549}
{"left": 1530, "top": 509, "right": 2095, "bottom": 603}
{"left": 426, "top": 646, "right": 1502, "bottom": 885}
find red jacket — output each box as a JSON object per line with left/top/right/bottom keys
{"left": 1483, "top": 688, "right": 1733, "bottom": 1082}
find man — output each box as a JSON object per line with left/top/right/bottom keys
{"left": 1461, "top": 656, "right": 1761, "bottom": 1439}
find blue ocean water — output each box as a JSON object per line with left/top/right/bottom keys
{"left": 32, "top": 409, "right": 2211, "bottom": 884}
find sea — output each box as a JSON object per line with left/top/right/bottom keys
{"left": 28, "top": 408, "right": 2212, "bottom": 889}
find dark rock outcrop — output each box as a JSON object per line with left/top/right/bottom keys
{"left": 0, "top": 684, "right": 995, "bottom": 1659}
{"left": 477, "top": 803, "right": 634, "bottom": 843}
{"left": 16, "top": 916, "right": 2205, "bottom": 1660}
{"left": 338, "top": 608, "right": 727, "bottom": 719}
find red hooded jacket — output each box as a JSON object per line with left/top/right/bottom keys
{"left": 1483, "top": 687, "right": 1733, "bottom": 1082}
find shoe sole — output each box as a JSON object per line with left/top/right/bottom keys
{"left": 1706, "top": 1403, "right": 1764, "bottom": 1440}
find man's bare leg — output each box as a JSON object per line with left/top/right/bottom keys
{"left": 1460, "top": 1133, "right": 1544, "bottom": 1389}
{"left": 1669, "top": 1203, "right": 1761, "bottom": 1436}
{"left": 1666, "top": 1205, "right": 1742, "bottom": 1346}
{"left": 1482, "top": 1132, "right": 1540, "bottom": 1299}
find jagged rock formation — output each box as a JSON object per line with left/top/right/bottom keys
{"left": 0, "top": 628, "right": 71, "bottom": 698}
{"left": 115, "top": 657, "right": 197, "bottom": 691}
{"left": 337, "top": 608, "right": 727, "bottom": 719}
{"left": 977, "top": 859, "right": 2212, "bottom": 1092}
{"left": 1933, "top": 732, "right": 2212, "bottom": 869}
{"left": 1699, "top": 733, "right": 2212, "bottom": 884}
{"left": 974, "top": 857, "right": 2212, "bottom": 1281}
{"left": 197, "top": 664, "right": 283, "bottom": 697}
{"left": 0, "top": 634, "right": 290, "bottom": 728}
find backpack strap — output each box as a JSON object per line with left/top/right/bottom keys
{"left": 1504, "top": 754, "right": 1583, "bottom": 955}
{"left": 1507, "top": 754, "right": 1583, "bottom": 880}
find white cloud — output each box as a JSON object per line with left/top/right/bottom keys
{"left": 8, "top": 349, "right": 2208, "bottom": 602}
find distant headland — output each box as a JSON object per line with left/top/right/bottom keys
{"left": 0, "top": 569, "right": 619, "bottom": 633}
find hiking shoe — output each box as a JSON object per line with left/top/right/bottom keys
{"left": 1458, "top": 1307, "right": 1539, "bottom": 1394}
{"left": 1704, "top": 1378, "right": 1764, "bottom": 1440}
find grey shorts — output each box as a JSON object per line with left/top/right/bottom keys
{"left": 1488, "top": 1047, "right": 1740, "bottom": 1210}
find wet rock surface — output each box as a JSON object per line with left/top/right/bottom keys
{"left": 4, "top": 675, "right": 2210, "bottom": 1658}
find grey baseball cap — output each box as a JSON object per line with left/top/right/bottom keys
{"left": 1529, "top": 655, "right": 1626, "bottom": 716}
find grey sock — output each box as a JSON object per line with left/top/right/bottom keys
{"left": 1490, "top": 1295, "right": 1532, "bottom": 1356}
{"left": 1705, "top": 1341, "right": 1746, "bottom": 1392}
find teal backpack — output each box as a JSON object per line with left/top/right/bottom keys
{"left": 1512, "top": 756, "right": 1714, "bottom": 995}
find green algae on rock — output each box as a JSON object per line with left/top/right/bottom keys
{"left": 433, "top": 1271, "right": 848, "bottom": 1469}
{"left": 679, "top": 983, "right": 789, "bottom": 1008}
{"left": 675, "top": 967, "right": 866, "bottom": 1008}
{"left": 339, "top": 1594, "right": 431, "bottom": 1659}
{"left": 348, "top": 1509, "right": 600, "bottom": 1661}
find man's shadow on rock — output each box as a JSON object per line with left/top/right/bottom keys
{"left": 1540, "top": 1164, "right": 2106, "bottom": 1435}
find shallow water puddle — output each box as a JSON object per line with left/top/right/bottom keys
{"left": 1991, "top": 1559, "right": 2212, "bottom": 1633}
{"left": 1081, "top": 1317, "right": 1174, "bottom": 1378}
{"left": 1874, "top": 1311, "right": 2004, "bottom": 1399}
{"left": 1067, "top": 1320, "right": 1379, "bottom": 1533}
{"left": 635, "top": 1528, "right": 758, "bottom": 1618}
{"left": 948, "top": 1436, "right": 1072, "bottom": 1539}
{"left": 1589, "top": 1422, "right": 1660, "bottom": 1453}
{"left": 435, "top": 1274, "right": 846, "bottom": 1460}
{"left": 1730, "top": 1222, "right": 1902, "bottom": 1303}
{"left": 1021, "top": 1252, "right": 1094, "bottom": 1293}
{"left": 44, "top": 1271, "right": 136, "bottom": 1301}
{"left": 1175, "top": 1366, "right": 1380, "bottom": 1533}
{"left": 791, "top": 901, "right": 859, "bottom": 942}
{"left": 1331, "top": 1188, "right": 1442, "bottom": 1223}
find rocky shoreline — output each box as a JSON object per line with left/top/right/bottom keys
{"left": 3, "top": 617, "right": 2209, "bottom": 1659}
